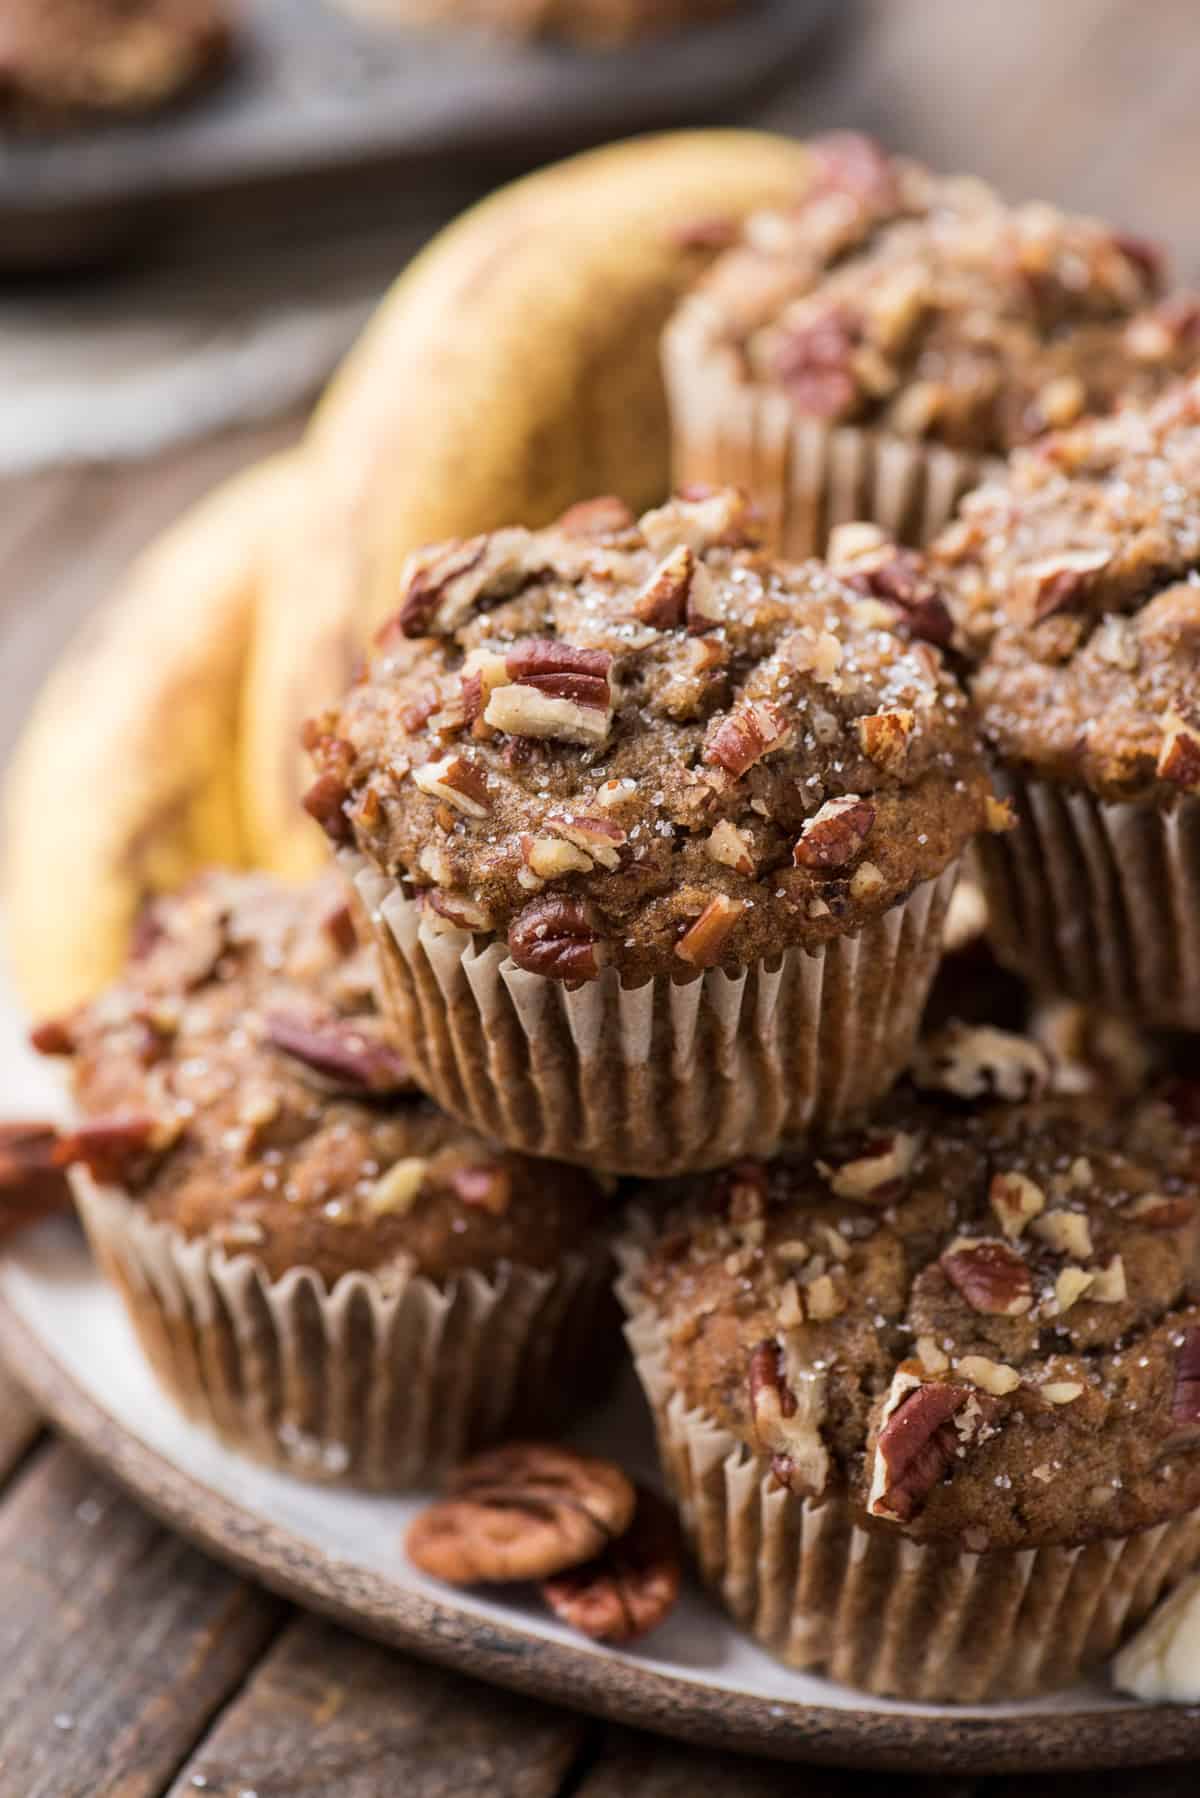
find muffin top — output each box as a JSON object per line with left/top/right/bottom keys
{"left": 308, "top": 488, "right": 996, "bottom": 983}
{"left": 669, "top": 132, "right": 1193, "bottom": 455}
{"left": 932, "top": 378, "right": 1200, "bottom": 799}
{"left": 0, "top": 0, "right": 232, "bottom": 124}
{"left": 632, "top": 1024, "right": 1200, "bottom": 1550}
{"left": 37, "top": 871, "right": 607, "bottom": 1286}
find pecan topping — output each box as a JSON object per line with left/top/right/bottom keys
{"left": 522, "top": 834, "right": 593, "bottom": 880}
{"left": 989, "top": 1171, "right": 1046, "bottom": 1240}
{"left": 0, "top": 1122, "right": 71, "bottom": 1243}
{"left": 393, "top": 531, "right": 540, "bottom": 638}
{"left": 426, "top": 889, "right": 493, "bottom": 932}
{"left": 405, "top": 1443, "right": 636, "bottom": 1584}
{"left": 508, "top": 896, "right": 603, "bottom": 982}
{"left": 1122, "top": 1193, "right": 1195, "bottom": 1230}
{"left": 413, "top": 753, "right": 490, "bottom": 817}
{"left": 705, "top": 819, "right": 755, "bottom": 875}
{"left": 1157, "top": 710, "right": 1200, "bottom": 793}
{"left": 640, "top": 488, "right": 755, "bottom": 557}
{"left": 830, "top": 534, "right": 953, "bottom": 647}
{"left": 1015, "top": 547, "right": 1112, "bottom": 624}
{"left": 809, "top": 130, "right": 899, "bottom": 208}
{"left": 793, "top": 795, "right": 875, "bottom": 869}
{"left": 448, "top": 1164, "right": 512, "bottom": 1216}
{"left": 265, "top": 1013, "right": 411, "bottom": 1094}
{"left": 748, "top": 1340, "right": 795, "bottom": 1436}
{"left": 321, "top": 899, "right": 359, "bottom": 957}
{"left": 674, "top": 894, "right": 745, "bottom": 967}
{"left": 856, "top": 708, "right": 915, "bottom": 772}
{"left": 704, "top": 700, "right": 792, "bottom": 778}
{"left": 54, "top": 1114, "right": 164, "bottom": 1185}
{"left": 631, "top": 545, "right": 695, "bottom": 629}
{"left": 914, "top": 1023, "right": 1051, "bottom": 1104}
{"left": 1171, "top": 1329, "right": 1200, "bottom": 1427}
{"left": 29, "top": 1016, "right": 75, "bottom": 1057}
{"left": 302, "top": 771, "right": 353, "bottom": 846}
{"left": 555, "top": 496, "right": 634, "bottom": 538}
{"left": 940, "top": 1238, "right": 1033, "bottom": 1316}
{"left": 869, "top": 1375, "right": 993, "bottom": 1523}
{"left": 545, "top": 814, "right": 626, "bottom": 871}
{"left": 821, "top": 1131, "right": 918, "bottom": 1203}
{"left": 773, "top": 306, "right": 860, "bottom": 419}
{"left": 721, "top": 1160, "right": 770, "bottom": 1222}
{"left": 540, "top": 1487, "right": 682, "bottom": 1646}
{"left": 485, "top": 642, "right": 615, "bottom": 746}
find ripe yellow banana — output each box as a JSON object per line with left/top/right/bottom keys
{"left": 243, "top": 128, "right": 811, "bottom": 871}
{"left": 3, "top": 453, "right": 300, "bottom": 1016}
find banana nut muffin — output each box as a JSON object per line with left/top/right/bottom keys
{"left": 0, "top": 0, "right": 232, "bottom": 126}
{"left": 310, "top": 486, "right": 998, "bottom": 1175}
{"left": 931, "top": 376, "right": 1200, "bottom": 1027}
{"left": 37, "top": 869, "right": 616, "bottom": 1486}
{"left": 663, "top": 131, "right": 1196, "bottom": 555}
{"left": 333, "top": 0, "right": 737, "bottom": 45}
{"left": 621, "top": 1024, "right": 1200, "bottom": 1701}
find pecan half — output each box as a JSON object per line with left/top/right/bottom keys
{"left": 302, "top": 771, "right": 353, "bottom": 846}
{"left": 540, "top": 1486, "right": 682, "bottom": 1645}
{"left": 265, "top": 1013, "right": 412, "bottom": 1094}
{"left": 54, "top": 1114, "right": 164, "bottom": 1185}
{"left": 869, "top": 1376, "right": 993, "bottom": 1523}
{"left": 1157, "top": 710, "right": 1200, "bottom": 793}
{"left": 555, "top": 496, "right": 635, "bottom": 538}
{"left": 674, "top": 894, "right": 745, "bottom": 967}
{"left": 631, "top": 545, "right": 695, "bottom": 629}
{"left": 486, "top": 642, "right": 615, "bottom": 746}
{"left": 856, "top": 708, "right": 915, "bottom": 772}
{"left": 0, "top": 1122, "right": 71, "bottom": 1243}
{"left": 508, "top": 896, "right": 603, "bottom": 981}
{"left": 405, "top": 1443, "right": 636, "bottom": 1584}
{"left": 941, "top": 1238, "right": 1034, "bottom": 1316}
{"left": 1171, "top": 1329, "right": 1200, "bottom": 1427}
{"left": 704, "top": 700, "right": 792, "bottom": 778}
{"left": 913, "top": 1023, "right": 1051, "bottom": 1104}
{"left": 793, "top": 795, "right": 875, "bottom": 869}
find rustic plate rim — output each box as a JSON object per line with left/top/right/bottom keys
{"left": 1, "top": 1285, "right": 1198, "bottom": 1774}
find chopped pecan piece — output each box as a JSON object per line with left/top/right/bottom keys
{"left": 546, "top": 814, "right": 626, "bottom": 871}
{"left": 914, "top": 1023, "right": 1051, "bottom": 1104}
{"left": 821, "top": 1131, "right": 918, "bottom": 1203}
{"left": 0, "top": 1122, "right": 72, "bottom": 1243}
{"left": 957, "top": 1356, "right": 1021, "bottom": 1397}
{"left": 793, "top": 795, "right": 875, "bottom": 869}
{"left": 29, "top": 1016, "right": 75, "bottom": 1057}
{"left": 393, "top": 531, "right": 538, "bottom": 638}
{"left": 540, "top": 1486, "right": 682, "bottom": 1646}
{"left": 368, "top": 1159, "right": 427, "bottom": 1217}
{"left": 631, "top": 545, "right": 695, "bottom": 629}
{"left": 405, "top": 1443, "right": 636, "bottom": 1584}
{"left": 809, "top": 130, "right": 899, "bottom": 208}
{"left": 869, "top": 1374, "right": 993, "bottom": 1523}
{"left": 989, "top": 1171, "right": 1046, "bottom": 1240}
{"left": 1157, "top": 710, "right": 1200, "bottom": 793}
{"left": 448, "top": 1164, "right": 512, "bottom": 1216}
{"left": 940, "top": 1238, "right": 1033, "bottom": 1316}
{"left": 321, "top": 899, "right": 359, "bottom": 957}
{"left": 704, "top": 700, "right": 792, "bottom": 779}
{"left": 1015, "top": 547, "right": 1112, "bottom": 624}
{"left": 302, "top": 772, "right": 353, "bottom": 846}
{"left": 508, "top": 896, "right": 603, "bottom": 982}
{"left": 413, "top": 753, "right": 490, "bottom": 818}
{"left": 555, "top": 496, "right": 635, "bottom": 538}
{"left": 426, "top": 889, "right": 493, "bottom": 932}
{"left": 721, "top": 1160, "right": 770, "bottom": 1222}
{"left": 705, "top": 819, "right": 755, "bottom": 875}
{"left": 748, "top": 1339, "right": 795, "bottom": 1433}
{"left": 1171, "top": 1329, "right": 1200, "bottom": 1427}
{"left": 773, "top": 306, "right": 860, "bottom": 419}
{"left": 265, "top": 1013, "right": 411, "bottom": 1094}
{"left": 1122, "top": 1193, "right": 1195, "bottom": 1230}
{"left": 856, "top": 708, "right": 915, "bottom": 773}
{"left": 522, "top": 834, "right": 593, "bottom": 880}
{"left": 1032, "top": 1209, "right": 1094, "bottom": 1260}
{"left": 486, "top": 642, "right": 615, "bottom": 746}
{"left": 640, "top": 488, "right": 755, "bottom": 557}
{"left": 832, "top": 539, "right": 953, "bottom": 647}
{"left": 674, "top": 894, "right": 745, "bottom": 967}
{"left": 54, "top": 1114, "right": 164, "bottom": 1185}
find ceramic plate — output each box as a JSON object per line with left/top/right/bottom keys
{"left": 1, "top": 971, "right": 1196, "bottom": 1774}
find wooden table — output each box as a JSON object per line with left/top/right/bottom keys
{"left": 7, "top": 1, "right": 1200, "bottom": 1787}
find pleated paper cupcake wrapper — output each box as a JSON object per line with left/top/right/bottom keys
{"left": 662, "top": 312, "right": 997, "bottom": 559}
{"left": 975, "top": 771, "right": 1200, "bottom": 1030}
{"left": 347, "top": 855, "right": 959, "bottom": 1179}
{"left": 74, "top": 1171, "right": 614, "bottom": 1491}
{"left": 615, "top": 1232, "right": 1200, "bottom": 1704}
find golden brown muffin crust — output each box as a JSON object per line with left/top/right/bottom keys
{"left": 634, "top": 1029, "right": 1200, "bottom": 1550}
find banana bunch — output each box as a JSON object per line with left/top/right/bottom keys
{"left": 4, "top": 129, "right": 811, "bottom": 1016}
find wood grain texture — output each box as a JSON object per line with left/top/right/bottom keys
{"left": 572, "top": 1727, "right": 974, "bottom": 1796}
{"left": 168, "top": 1613, "right": 589, "bottom": 1798}
{"left": 0, "top": 1441, "right": 282, "bottom": 1798}
{"left": 0, "top": 1366, "right": 40, "bottom": 1477}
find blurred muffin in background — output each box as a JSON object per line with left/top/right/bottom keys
{"left": 332, "top": 0, "right": 740, "bottom": 47}
{"left": 0, "top": 0, "right": 233, "bottom": 126}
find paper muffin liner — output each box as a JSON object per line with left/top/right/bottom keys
{"left": 974, "top": 770, "right": 1200, "bottom": 1030}
{"left": 615, "top": 1230, "right": 1200, "bottom": 1703}
{"left": 347, "top": 855, "right": 959, "bottom": 1179}
{"left": 74, "top": 1170, "right": 616, "bottom": 1490}
{"left": 663, "top": 311, "right": 997, "bottom": 559}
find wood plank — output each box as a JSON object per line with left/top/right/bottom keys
{"left": 572, "top": 1727, "right": 976, "bottom": 1797}
{"left": 0, "top": 1366, "right": 40, "bottom": 1482}
{"left": 0, "top": 1441, "right": 282, "bottom": 1798}
{"left": 168, "top": 1612, "right": 589, "bottom": 1798}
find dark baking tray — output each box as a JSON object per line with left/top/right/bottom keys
{"left": 0, "top": 0, "right": 837, "bottom": 268}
